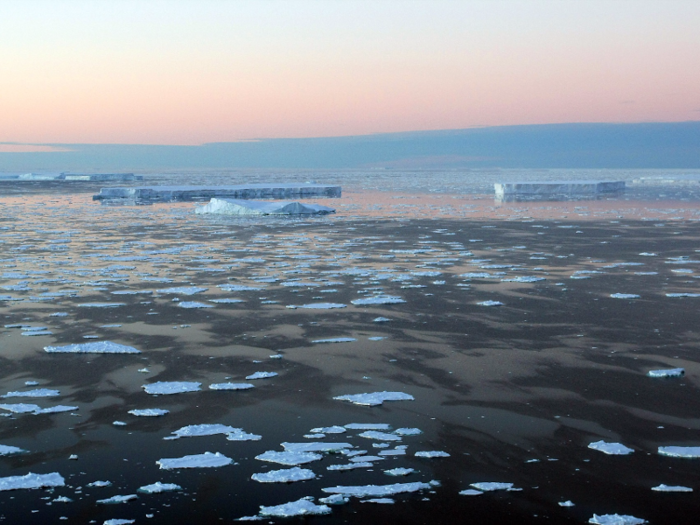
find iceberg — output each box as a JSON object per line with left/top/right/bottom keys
{"left": 259, "top": 497, "right": 332, "bottom": 517}
{"left": 157, "top": 451, "right": 233, "bottom": 469}
{"left": 45, "top": 341, "right": 140, "bottom": 354}
{"left": 128, "top": 408, "right": 169, "bottom": 417}
{"left": 470, "top": 482, "right": 517, "bottom": 491}
{"left": 651, "top": 484, "right": 692, "bottom": 492}
{"left": 138, "top": 482, "right": 182, "bottom": 493}
{"left": 195, "top": 198, "right": 336, "bottom": 216}
{"left": 333, "top": 391, "right": 414, "bottom": 406}
{"left": 415, "top": 451, "right": 450, "bottom": 458}
{"left": 588, "top": 441, "right": 634, "bottom": 455}
{"left": 0, "top": 472, "right": 65, "bottom": 491}
{"left": 648, "top": 368, "right": 684, "bottom": 378}
{"left": 588, "top": 514, "right": 646, "bottom": 525}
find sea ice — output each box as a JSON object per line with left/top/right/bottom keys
{"left": 167, "top": 424, "right": 240, "bottom": 439}
{"left": 610, "top": 293, "right": 640, "bottom": 299}
{"left": 647, "top": 368, "right": 684, "bottom": 378}
{"left": 0, "top": 403, "right": 77, "bottom": 415}
{"left": 137, "top": 482, "right": 182, "bottom": 493}
{"left": 227, "top": 431, "right": 262, "bottom": 441}
{"left": 211, "top": 298, "right": 244, "bottom": 304}
{"left": 351, "top": 296, "right": 406, "bottom": 306}
{"left": 358, "top": 431, "right": 402, "bottom": 441}
{"left": 78, "top": 303, "right": 126, "bottom": 308}
{"left": 373, "top": 317, "right": 391, "bottom": 322}
{"left": 394, "top": 428, "right": 422, "bottom": 436}
{"left": 658, "top": 446, "right": 700, "bottom": 458}
{"left": 345, "top": 423, "right": 392, "bottom": 430}
{"left": 666, "top": 293, "right": 700, "bottom": 298}
{"left": 210, "top": 382, "right": 254, "bottom": 390}
{"left": 251, "top": 467, "right": 316, "bottom": 483}
{"left": 310, "top": 426, "right": 346, "bottom": 434}
{"left": 0, "top": 444, "right": 26, "bottom": 455}
{"left": 287, "top": 303, "right": 347, "bottom": 309}
{"left": 259, "top": 497, "right": 331, "bottom": 518}
{"left": 0, "top": 472, "right": 65, "bottom": 491}
{"left": 588, "top": 441, "right": 634, "bottom": 455}
{"left": 255, "top": 451, "right": 323, "bottom": 466}
{"left": 327, "top": 462, "right": 373, "bottom": 471}
{"left": 470, "top": 482, "right": 516, "bottom": 491}
{"left": 104, "top": 520, "right": 135, "bottom": 525}
{"left": 501, "top": 276, "right": 546, "bottom": 283}
{"left": 128, "top": 408, "right": 169, "bottom": 417}
{"left": 459, "top": 489, "right": 484, "bottom": 496}
{"left": 158, "top": 286, "right": 207, "bottom": 295}
{"left": 45, "top": 341, "right": 141, "bottom": 354}
{"left": 143, "top": 381, "right": 202, "bottom": 395}
{"left": 477, "top": 300, "right": 504, "bottom": 306}
{"left": 157, "top": 452, "right": 233, "bottom": 469}
{"left": 334, "top": 391, "right": 414, "bottom": 406}
{"left": 282, "top": 442, "right": 353, "bottom": 453}
{"left": 415, "top": 451, "right": 450, "bottom": 458}
{"left": 321, "top": 481, "right": 433, "bottom": 498}
{"left": 87, "top": 480, "right": 112, "bottom": 487}
{"left": 651, "top": 484, "right": 692, "bottom": 492}
{"left": 178, "top": 301, "right": 213, "bottom": 308}
{"left": 97, "top": 494, "right": 138, "bottom": 504}
{"left": 588, "top": 514, "right": 647, "bottom": 524}
{"left": 384, "top": 468, "right": 415, "bottom": 476}
{"left": 312, "top": 338, "right": 356, "bottom": 343}
{"left": 3, "top": 388, "right": 59, "bottom": 398}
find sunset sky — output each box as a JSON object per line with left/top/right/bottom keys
{"left": 2, "top": 0, "right": 699, "bottom": 147}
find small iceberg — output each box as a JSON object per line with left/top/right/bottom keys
{"left": 470, "top": 482, "right": 517, "bottom": 491}
{"left": 588, "top": 441, "right": 634, "bottom": 455}
{"left": 358, "top": 431, "right": 402, "bottom": 441}
{"left": 196, "top": 198, "right": 335, "bottom": 216}
{"left": 322, "top": 481, "right": 434, "bottom": 498}
{"left": 648, "top": 368, "right": 684, "bottom": 378}
{"left": 259, "top": 497, "right": 332, "bottom": 518}
{"left": 255, "top": 451, "right": 323, "bottom": 466}
{"left": 97, "top": 494, "right": 138, "bottom": 504}
{"left": 128, "top": 408, "right": 169, "bottom": 417}
{"left": 143, "top": 381, "right": 202, "bottom": 395}
{"left": 351, "top": 296, "right": 405, "bottom": 306}
{"left": 384, "top": 468, "right": 415, "bottom": 476}
{"left": 0, "top": 472, "right": 65, "bottom": 491}
{"left": 251, "top": 467, "right": 316, "bottom": 483}
{"left": 651, "top": 484, "right": 692, "bottom": 492}
{"left": 210, "top": 382, "right": 254, "bottom": 390}
{"left": 334, "top": 391, "right": 414, "bottom": 406}
{"left": 157, "top": 451, "right": 233, "bottom": 469}
{"left": 45, "top": 341, "right": 140, "bottom": 354}
{"left": 138, "top": 482, "right": 182, "bottom": 493}
{"left": 246, "top": 372, "right": 277, "bottom": 380}
{"left": 658, "top": 446, "right": 700, "bottom": 458}
{"left": 588, "top": 514, "right": 647, "bottom": 525}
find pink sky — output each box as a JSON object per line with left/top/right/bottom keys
{"left": 2, "top": 1, "right": 699, "bottom": 145}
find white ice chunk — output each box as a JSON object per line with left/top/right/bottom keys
{"left": 288, "top": 303, "right": 347, "bottom": 309}
{"left": 373, "top": 317, "right": 391, "bottom": 322}
{"left": 256, "top": 451, "right": 323, "bottom": 466}
{"left": 477, "top": 300, "right": 504, "bottom": 306}
{"left": 415, "top": 451, "right": 450, "bottom": 458}
{"left": 350, "top": 455, "right": 384, "bottom": 462}
{"left": 362, "top": 498, "right": 394, "bottom": 504}
{"left": 666, "top": 293, "right": 700, "bottom": 298}
{"left": 327, "top": 462, "right": 373, "bottom": 471}
{"left": 77, "top": 303, "right": 126, "bottom": 308}
{"left": 158, "top": 286, "right": 207, "bottom": 295}
{"left": 358, "top": 431, "right": 402, "bottom": 441}
{"left": 128, "top": 408, "right": 169, "bottom": 417}
{"left": 45, "top": 341, "right": 140, "bottom": 354}
{"left": 245, "top": 372, "right": 278, "bottom": 380}
{"left": 3, "top": 389, "right": 59, "bottom": 398}
{"left": 658, "top": 446, "right": 700, "bottom": 458}
{"left": 322, "top": 481, "right": 433, "bottom": 498}
{"left": 167, "top": 424, "right": 239, "bottom": 439}
{"left": 559, "top": 500, "right": 575, "bottom": 506}
{"left": 351, "top": 296, "right": 405, "bottom": 306}
{"left": 0, "top": 444, "right": 26, "bottom": 455}
{"left": 648, "top": 368, "right": 684, "bottom": 378}
{"left": 157, "top": 452, "right": 233, "bottom": 469}
{"left": 345, "top": 423, "right": 391, "bottom": 430}
{"left": 137, "top": 482, "right": 182, "bottom": 493}
{"left": 588, "top": 441, "right": 634, "bottom": 455}
{"left": 470, "top": 482, "right": 516, "bottom": 491}
{"left": 319, "top": 494, "right": 349, "bottom": 505}
{"left": 334, "top": 391, "right": 414, "bottom": 406}
{"left": 384, "top": 468, "right": 415, "bottom": 476}
{"left": 0, "top": 403, "right": 77, "bottom": 415}
{"left": 651, "top": 484, "right": 692, "bottom": 492}
{"left": 282, "top": 442, "right": 353, "bottom": 453}
{"left": 0, "top": 472, "right": 65, "bottom": 491}
{"left": 87, "top": 480, "right": 112, "bottom": 487}
{"left": 210, "top": 382, "right": 254, "bottom": 390}
{"left": 143, "top": 381, "right": 201, "bottom": 395}
{"left": 259, "top": 497, "right": 331, "bottom": 518}
{"left": 103, "top": 520, "right": 135, "bottom": 525}
{"left": 227, "top": 431, "right": 262, "bottom": 441}
{"left": 178, "top": 301, "right": 213, "bottom": 308}
{"left": 610, "top": 293, "right": 640, "bottom": 299}
{"left": 588, "top": 514, "right": 647, "bottom": 524}
{"left": 312, "top": 338, "right": 356, "bottom": 344}
{"left": 251, "top": 467, "right": 316, "bottom": 483}
{"left": 97, "top": 494, "right": 137, "bottom": 504}
{"left": 501, "top": 276, "right": 545, "bottom": 283}
{"left": 459, "top": 489, "right": 484, "bottom": 496}
{"left": 394, "top": 428, "right": 422, "bottom": 436}
{"left": 310, "top": 426, "right": 346, "bottom": 434}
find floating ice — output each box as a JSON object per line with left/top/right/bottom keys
{"left": 648, "top": 368, "right": 684, "bottom": 378}
{"left": 658, "top": 446, "right": 700, "bottom": 458}
{"left": 3, "top": 388, "right": 59, "bottom": 398}
{"left": 384, "top": 468, "right": 415, "bottom": 476}
{"left": 588, "top": 441, "right": 634, "bottom": 455}
{"left": 501, "top": 276, "right": 545, "bottom": 283}
{"left": 470, "top": 482, "right": 516, "bottom": 491}
{"left": 78, "top": 303, "right": 126, "bottom": 308}
{"left": 0, "top": 472, "right": 65, "bottom": 491}
{"left": 651, "top": 484, "right": 692, "bottom": 492}
{"left": 158, "top": 286, "right": 207, "bottom": 295}
{"left": 345, "top": 423, "right": 392, "bottom": 430}
{"left": 255, "top": 451, "right": 323, "bottom": 466}
{"left": 104, "top": 520, "right": 135, "bottom": 525}
{"left": 350, "top": 455, "right": 384, "bottom": 462}
{"left": 610, "top": 293, "right": 640, "bottom": 299}
{"left": 97, "top": 494, "right": 137, "bottom": 504}
{"left": 0, "top": 444, "right": 26, "bottom": 455}
{"left": 310, "top": 426, "right": 346, "bottom": 434}
{"left": 251, "top": 467, "right": 316, "bottom": 483}
{"left": 477, "top": 300, "right": 504, "bottom": 306}
{"left": 0, "top": 403, "right": 77, "bottom": 415}
{"left": 559, "top": 500, "right": 575, "bottom": 506}
{"left": 319, "top": 494, "right": 348, "bottom": 505}
{"left": 415, "top": 451, "right": 450, "bottom": 458}
{"left": 358, "top": 431, "right": 402, "bottom": 441}
{"left": 87, "top": 480, "right": 112, "bottom": 487}
{"left": 588, "top": 514, "right": 647, "bottom": 524}
{"left": 287, "top": 303, "right": 347, "bottom": 309}
{"left": 128, "top": 408, "right": 169, "bottom": 417}
{"left": 143, "top": 381, "right": 202, "bottom": 395}
{"left": 211, "top": 298, "right": 244, "bottom": 304}
{"left": 45, "top": 341, "right": 140, "bottom": 354}
{"left": 178, "top": 301, "right": 213, "bottom": 308}
{"left": 312, "top": 337, "right": 356, "bottom": 344}
{"left": 219, "top": 284, "right": 264, "bottom": 292}
{"left": 666, "top": 293, "right": 700, "bottom": 298}
{"left": 395, "top": 428, "right": 422, "bottom": 436}
{"left": 459, "top": 489, "right": 484, "bottom": 496}
{"left": 167, "top": 424, "right": 239, "bottom": 439}
{"left": 157, "top": 452, "right": 233, "bottom": 469}
{"left": 322, "top": 481, "right": 433, "bottom": 498}
{"left": 373, "top": 317, "right": 391, "bottom": 322}
{"left": 327, "top": 462, "right": 373, "bottom": 471}
{"left": 246, "top": 372, "right": 277, "bottom": 380}
{"left": 210, "top": 382, "right": 254, "bottom": 390}
{"left": 363, "top": 498, "right": 394, "bottom": 504}
{"left": 334, "top": 391, "right": 414, "bottom": 406}
{"left": 138, "top": 482, "right": 182, "bottom": 493}
{"left": 227, "top": 430, "right": 262, "bottom": 441}
{"left": 351, "top": 296, "right": 405, "bottom": 306}
{"left": 282, "top": 442, "right": 353, "bottom": 453}
{"left": 259, "top": 497, "right": 331, "bottom": 518}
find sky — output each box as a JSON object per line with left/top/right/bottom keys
{"left": 1, "top": 0, "right": 700, "bottom": 149}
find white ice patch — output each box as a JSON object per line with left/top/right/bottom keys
{"left": 501, "top": 276, "right": 545, "bottom": 283}
{"left": 158, "top": 286, "right": 207, "bottom": 295}
{"left": 282, "top": 442, "right": 353, "bottom": 453}
{"left": 588, "top": 441, "right": 634, "bottom": 455}
{"left": 87, "top": 480, "right": 112, "bottom": 487}
{"left": 128, "top": 408, "right": 169, "bottom": 417}
{"left": 358, "top": 431, "right": 402, "bottom": 442}
{"left": 256, "top": 451, "right": 323, "bottom": 466}
{"left": 157, "top": 452, "right": 233, "bottom": 469}
{"left": 0, "top": 403, "right": 77, "bottom": 415}
{"left": 3, "top": 389, "right": 59, "bottom": 398}
{"left": 0, "top": 472, "right": 65, "bottom": 491}
{"left": 138, "top": 482, "right": 182, "bottom": 493}
{"left": 245, "top": 372, "right": 277, "bottom": 380}
{"left": 45, "top": 341, "right": 141, "bottom": 354}
{"left": 310, "top": 426, "right": 346, "bottom": 434}
{"left": 219, "top": 284, "right": 264, "bottom": 292}
{"left": 287, "top": 303, "right": 347, "bottom": 309}
{"left": 658, "top": 446, "right": 700, "bottom": 458}
{"left": 651, "top": 484, "right": 692, "bottom": 492}
{"left": 103, "top": 520, "right": 135, "bottom": 525}
{"left": 227, "top": 430, "right": 262, "bottom": 441}
{"left": 470, "top": 482, "right": 517, "bottom": 491}
{"left": 384, "top": 468, "right": 415, "bottom": 476}
{"left": 345, "top": 423, "right": 391, "bottom": 430}
{"left": 666, "top": 293, "right": 700, "bottom": 298}
{"left": 588, "top": 514, "right": 647, "bottom": 525}
{"left": 610, "top": 293, "right": 640, "bottom": 299}
{"left": 477, "top": 300, "right": 504, "bottom": 306}
{"left": 394, "top": 428, "right": 422, "bottom": 436}
{"left": 322, "top": 481, "right": 433, "bottom": 498}
{"left": 167, "top": 424, "right": 239, "bottom": 439}
{"left": 0, "top": 444, "right": 26, "bottom": 455}
{"left": 373, "top": 317, "right": 391, "bottom": 322}
{"left": 351, "top": 296, "right": 405, "bottom": 306}
{"left": 259, "top": 498, "right": 331, "bottom": 518}
{"left": 143, "top": 381, "right": 202, "bottom": 395}
{"left": 415, "top": 451, "right": 450, "bottom": 458}
{"left": 97, "top": 494, "right": 138, "bottom": 504}
{"left": 312, "top": 338, "right": 356, "bottom": 344}
{"left": 459, "top": 489, "right": 484, "bottom": 496}
{"left": 334, "top": 391, "right": 414, "bottom": 406}
{"left": 78, "top": 303, "right": 126, "bottom": 308}
{"left": 211, "top": 298, "right": 244, "bottom": 304}
{"left": 327, "top": 462, "right": 373, "bottom": 471}
{"left": 251, "top": 467, "right": 316, "bottom": 483}
{"left": 648, "top": 368, "right": 684, "bottom": 378}
{"left": 210, "top": 382, "right": 254, "bottom": 390}
{"left": 178, "top": 301, "right": 213, "bottom": 308}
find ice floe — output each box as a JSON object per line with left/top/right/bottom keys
{"left": 651, "top": 484, "right": 692, "bottom": 492}
{"left": 97, "top": 494, "right": 138, "bottom": 504}
{"left": 246, "top": 372, "right": 277, "bottom": 380}
{"left": 256, "top": 450, "right": 323, "bottom": 466}
{"left": 310, "top": 426, "right": 346, "bottom": 434}
{"left": 286, "top": 303, "right": 347, "bottom": 309}
{"left": 351, "top": 296, "right": 406, "bottom": 306}
{"left": 157, "top": 452, "right": 233, "bottom": 469}
{"left": 167, "top": 423, "right": 240, "bottom": 439}
{"left": 251, "top": 467, "right": 316, "bottom": 483}
{"left": 334, "top": 391, "right": 414, "bottom": 406}
{"left": 610, "top": 293, "right": 640, "bottom": 299}
{"left": 3, "top": 388, "right": 59, "bottom": 398}
{"left": 358, "top": 431, "right": 402, "bottom": 441}
{"left": 0, "top": 444, "right": 26, "bottom": 455}
{"left": 415, "top": 451, "right": 450, "bottom": 458}
{"left": 143, "top": 381, "right": 202, "bottom": 395}
{"left": 259, "top": 497, "right": 331, "bottom": 517}
{"left": 0, "top": 472, "right": 65, "bottom": 491}
{"left": 648, "top": 368, "right": 684, "bottom": 378}
{"left": 128, "top": 408, "right": 169, "bottom": 417}
{"left": 210, "top": 382, "right": 254, "bottom": 390}
{"left": 158, "top": 286, "right": 207, "bottom": 295}
{"left": 384, "top": 468, "right": 415, "bottom": 476}
{"left": 588, "top": 514, "right": 647, "bottom": 524}
{"left": 45, "top": 341, "right": 141, "bottom": 354}
{"left": 588, "top": 441, "right": 634, "bottom": 455}
{"left": 178, "top": 301, "right": 213, "bottom": 308}
{"left": 312, "top": 337, "right": 356, "bottom": 343}
{"left": 470, "top": 482, "right": 518, "bottom": 491}
{"left": 321, "top": 481, "right": 434, "bottom": 498}
{"left": 658, "top": 446, "right": 700, "bottom": 458}
{"left": 138, "top": 482, "right": 182, "bottom": 493}
{"left": 0, "top": 403, "right": 77, "bottom": 415}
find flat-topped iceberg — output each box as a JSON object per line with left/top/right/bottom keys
{"left": 588, "top": 514, "right": 647, "bottom": 525}
{"left": 334, "top": 391, "right": 414, "bottom": 406}
{"left": 143, "top": 381, "right": 202, "bottom": 395}
{"left": 196, "top": 198, "right": 335, "bottom": 216}
{"left": 45, "top": 341, "right": 140, "bottom": 354}
{"left": 251, "top": 467, "right": 316, "bottom": 483}
{"left": 138, "top": 482, "right": 182, "bottom": 493}
{"left": 588, "top": 441, "right": 634, "bottom": 455}
{"left": 259, "top": 497, "right": 332, "bottom": 518}
{"left": 0, "top": 472, "right": 65, "bottom": 491}
{"left": 658, "top": 446, "right": 700, "bottom": 458}
{"left": 157, "top": 451, "right": 233, "bottom": 469}
{"left": 648, "top": 368, "right": 684, "bottom": 378}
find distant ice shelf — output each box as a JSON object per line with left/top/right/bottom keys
{"left": 494, "top": 181, "right": 625, "bottom": 202}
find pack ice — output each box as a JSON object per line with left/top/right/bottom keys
{"left": 45, "top": 341, "right": 141, "bottom": 354}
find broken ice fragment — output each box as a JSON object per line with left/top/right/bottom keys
{"left": 559, "top": 500, "right": 575, "bottom": 507}
{"left": 470, "top": 482, "right": 517, "bottom": 491}
{"left": 143, "top": 381, "right": 202, "bottom": 395}
{"left": 477, "top": 300, "right": 503, "bottom": 306}
{"left": 310, "top": 426, "right": 346, "bottom": 434}
{"left": 0, "top": 444, "right": 26, "bottom": 456}
{"left": 87, "top": 481, "right": 112, "bottom": 487}
{"left": 333, "top": 391, "right": 414, "bottom": 406}
{"left": 245, "top": 372, "right": 277, "bottom": 380}
{"left": 345, "top": 423, "right": 391, "bottom": 430}
{"left": 78, "top": 303, "right": 126, "bottom": 308}
{"left": 394, "top": 427, "right": 422, "bottom": 436}
{"left": 459, "top": 489, "right": 483, "bottom": 496}
{"left": 103, "top": 520, "right": 135, "bottom": 525}
{"left": 282, "top": 442, "right": 353, "bottom": 453}
{"left": 128, "top": 408, "right": 169, "bottom": 417}
{"left": 358, "top": 431, "right": 402, "bottom": 441}
{"left": 227, "top": 431, "right": 262, "bottom": 441}
{"left": 3, "top": 389, "right": 60, "bottom": 398}
{"left": 610, "top": 293, "right": 640, "bottom": 299}
{"left": 327, "top": 462, "right": 373, "bottom": 471}
{"left": 0, "top": 403, "right": 77, "bottom": 415}
{"left": 251, "top": 467, "right": 316, "bottom": 483}
{"left": 588, "top": 514, "right": 647, "bottom": 525}
{"left": 384, "top": 468, "right": 415, "bottom": 476}
{"left": 210, "top": 382, "right": 254, "bottom": 390}
{"left": 137, "top": 482, "right": 182, "bottom": 493}
{"left": 312, "top": 337, "right": 356, "bottom": 344}
{"left": 97, "top": 494, "right": 137, "bottom": 504}
{"left": 588, "top": 441, "right": 634, "bottom": 455}
{"left": 351, "top": 296, "right": 405, "bottom": 306}
{"left": 167, "top": 423, "right": 239, "bottom": 439}
{"left": 415, "top": 451, "right": 450, "bottom": 458}
{"left": 651, "top": 484, "right": 692, "bottom": 492}
{"left": 647, "top": 368, "right": 684, "bottom": 378}
{"left": 178, "top": 301, "right": 213, "bottom": 308}
{"left": 158, "top": 286, "right": 207, "bottom": 295}
{"left": 157, "top": 451, "right": 233, "bottom": 469}
{"left": 255, "top": 451, "right": 323, "bottom": 466}
{"left": 658, "top": 446, "right": 700, "bottom": 458}
{"left": 288, "top": 303, "right": 347, "bottom": 309}
{"left": 0, "top": 472, "right": 65, "bottom": 491}
{"left": 259, "top": 497, "right": 331, "bottom": 518}
{"left": 322, "top": 481, "right": 433, "bottom": 498}
{"left": 45, "top": 341, "right": 140, "bottom": 354}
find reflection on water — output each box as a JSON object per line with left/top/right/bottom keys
{"left": 1, "top": 172, "right": 700, "bottom": 523}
